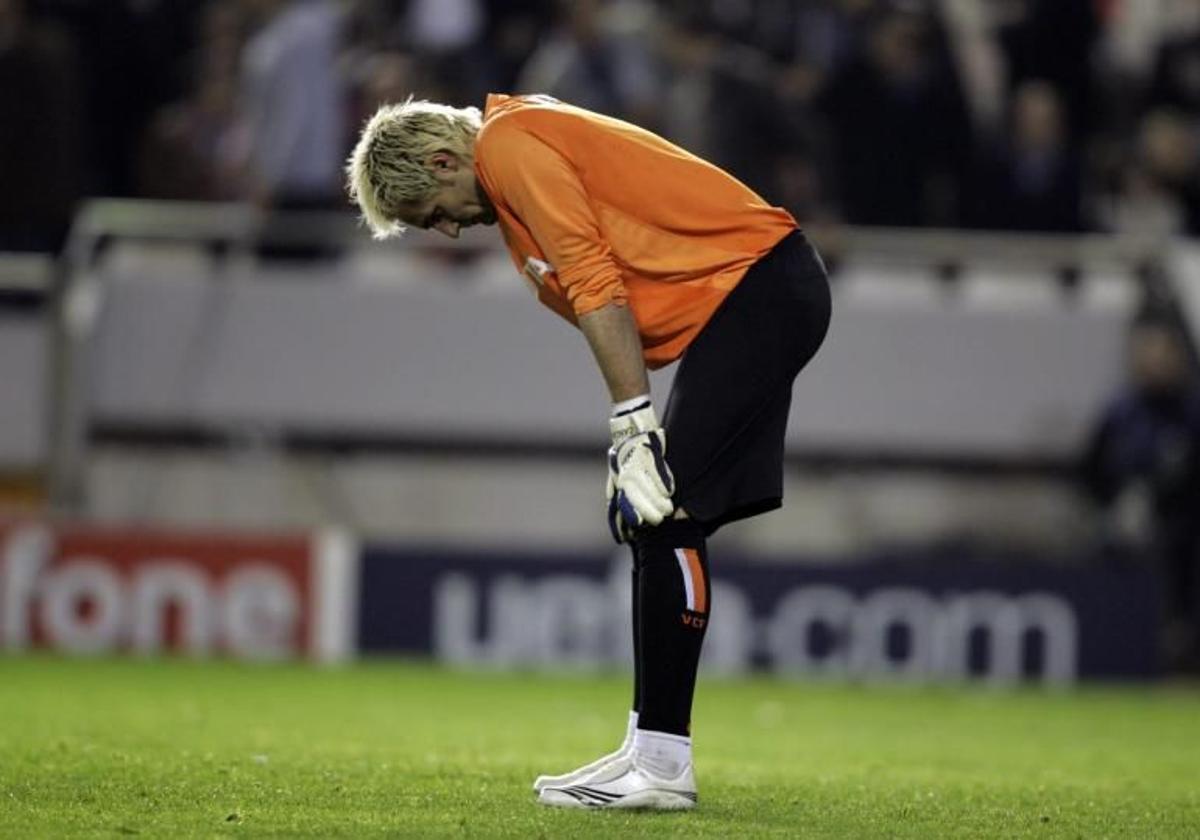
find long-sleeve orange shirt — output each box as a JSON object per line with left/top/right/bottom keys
{"left": 473, "top": 93, "right": 797, "bottom": 369}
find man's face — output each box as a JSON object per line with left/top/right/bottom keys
{"left": 1129, "top": 323, "right": 1190, "bottom": 395}
{"left": 399, "top": 152, "right": 497, "bottom": 239}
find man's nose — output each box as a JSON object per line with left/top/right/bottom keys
{"left": 435, "top": 219, "right": 460, "bottom": 239}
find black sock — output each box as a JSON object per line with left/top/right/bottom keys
{"left": 632, "top": 518, "right": 710, "bottom": 737}
{"left": 630, "top": 558, "right": 641, "bottom": 715}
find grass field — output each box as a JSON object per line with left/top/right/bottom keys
{"left": 1, "top": 657, "right": 1198, "bottom": 838}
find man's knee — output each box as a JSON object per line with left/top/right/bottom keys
{"left": 632, "top": 516, "right": 705, "bottom": 568}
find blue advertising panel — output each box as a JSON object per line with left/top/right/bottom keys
{"left": 358, "top": 546, "right": 1161, "bottom": 684}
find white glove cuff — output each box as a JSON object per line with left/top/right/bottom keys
{"left": 609, "top": 399, "right": 659, "bottom": 448}
{"left": 611, "top": 394, "right": 652, "bottom": 417}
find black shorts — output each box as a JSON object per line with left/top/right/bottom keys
{"left": 663, "top": 229, "right": 831, "bottom": 535}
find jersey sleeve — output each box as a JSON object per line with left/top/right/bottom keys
{"left": 477, "top": 120, "right": 627, "bottom": 316}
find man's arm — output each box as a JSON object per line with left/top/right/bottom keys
{"left": 582, "top": 300, "right": 675, "bottom": 541}
{"left": 578, "top": 302, "right": 650, "bottom": 402}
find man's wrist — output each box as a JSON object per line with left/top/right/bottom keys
{"left": 611, "top": 394, "right": 652, "bottom": 417}
{"left": 609, "top": 399, "right": 659, "bottom": 448}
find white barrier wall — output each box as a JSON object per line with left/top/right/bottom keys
{"left": 83, "top": 449, "right": 1089, "bottom": 553}
{"left": 85, "top": 248, "right": 1129, "bottom": 459}
{"left": 0, "top": 313, "right": 46, "bottom": 468}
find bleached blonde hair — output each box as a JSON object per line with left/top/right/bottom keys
{"left": 345, "top": 97, "right": 482, "bottom": 239}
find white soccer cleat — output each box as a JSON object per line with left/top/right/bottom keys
{"left": 532, "top": 711, "right": 639, "bottom": 792}
{"left": 531, "top": 742, "right": 632, "bottom": 793}
{"left": 536, "top": 754, "right": 698, "bottom": 810}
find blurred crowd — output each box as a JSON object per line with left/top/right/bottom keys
{"left": 7, "top": 0, "right": 1200, "bottom": 251}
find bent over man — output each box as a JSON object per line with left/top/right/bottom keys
{"left": 347, "top": 93, "right": 831, "bottom": 810}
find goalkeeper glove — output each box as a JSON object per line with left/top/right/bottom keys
{"left": 605, "top": 398, "right": 675, "bottom": 544}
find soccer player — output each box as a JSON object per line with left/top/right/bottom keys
{"left": 347, "top": 94, "right": 831, "bottom": 810}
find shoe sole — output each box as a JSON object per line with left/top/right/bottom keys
{"left": 537, "top": 786, "right": 696, "bottom": 811}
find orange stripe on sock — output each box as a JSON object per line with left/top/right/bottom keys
{"left": 682, "top": 548, "right": 706, "bottom": 613}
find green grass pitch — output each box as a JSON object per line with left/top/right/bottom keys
{"left": 1, "top": 657, "right": 1198, "bottom": 838}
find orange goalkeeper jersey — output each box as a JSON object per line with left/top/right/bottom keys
{"left": 474, "top": 93, "right": 797, "bottom": 369}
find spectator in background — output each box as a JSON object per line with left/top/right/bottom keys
{"left": 238, "top": 0, "right": 346, "bottom": 211}
{"left": 1135, "top": 109, "right": 1200, "bottom": 235}
{"left": 480, "top": 0, "right": 554, "bottom": 94}
{"left": 1101, "top": 0, "right": 1200, "bottom": 94}
{"left": 1146, "top": 1, "right": 1200, "bottom": 116}
{"left": 1098, "top": 109, "right": 1199, "bottom": 238}
{"left": 138, "top": 1, "right": 247, "bottom": 201}
{"left": 793, "top": 0, "right": 876, "bottom": 76}
{"left": 516, "top": 0, "right": 663, "bottom": 131}
{"left": 967, "top": 80, "right": 1084, "bottom": 232}
{"left": 663, "top": 0, "right": 862, "bottom": 216}
{"left": 341, "top": 2, "right": 458, "bottom": 142}
{"left": 996, "top": 0, "right": 1099, "bottom": 140}
{"left": 817, "top": 5, "right": 971, "bottom": 226}
{"left": 1095, "top": 0, "right": 1200, "bottom": 137}
{"left": 1101, "top": 162, "right": 1187, "bottom": 239}
{"left": 350, "top": 50, "right": 421, "bottom": 117}
{"left": 937, "top": 0, "right": 1009, "bottom": 137}
{"left": 0, "top": 0, "right": 80, "bottom": 252}
{"left": 1082, "top": 309, "right": 1200, "bottom": 673}
{"left": 404, "top": 0, "right": 488, "bottom": 102}
{"left": 35, "top": 0, "right": 208, "bottom": 197}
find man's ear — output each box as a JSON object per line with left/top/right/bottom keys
{"left": 428, "top": 151, "right": 460, "bottom": 180}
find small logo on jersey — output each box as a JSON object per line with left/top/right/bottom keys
{"left": 522, "top": 257, "right": 554, "bottom": 293}
{"left": 682, "top": 612, "right": 707, "bottom": 629}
